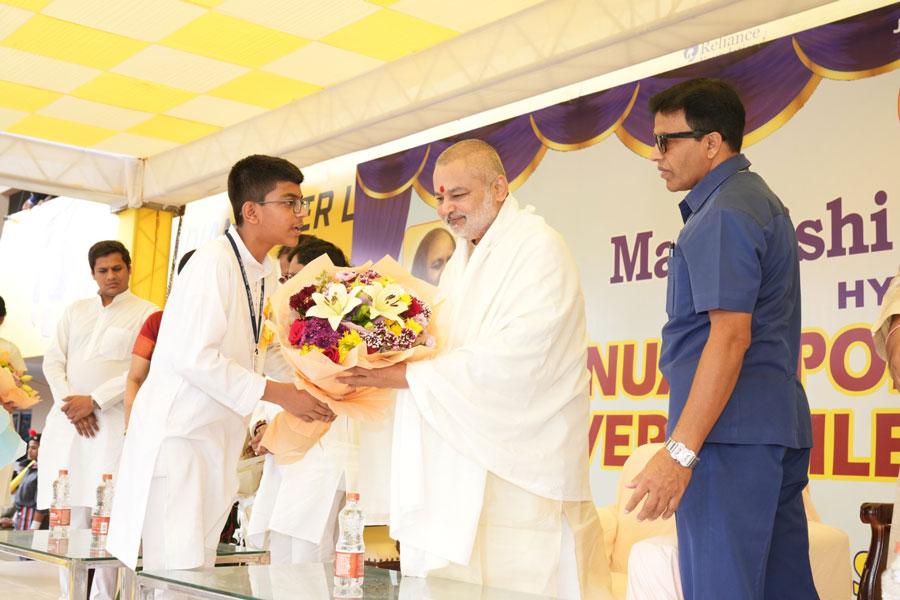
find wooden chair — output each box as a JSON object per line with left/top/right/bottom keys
{"left": 364, "top": 525, "right": 400, "bottom": 571}
{"left": 859, "top": 502, "right": 893, "bottom": 600}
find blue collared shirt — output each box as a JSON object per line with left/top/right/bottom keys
{"left": 660, "top": 154, "right": 812, "bottom": 448}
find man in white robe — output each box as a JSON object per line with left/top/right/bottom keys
{"left": 39, "top": 240, "right": 158, "bottom": 600}
{"left": 106, "top": 155, "right": 336, "bottom": 579}
{"left": 342, "top": 140, "right": 611, "bottom": 599}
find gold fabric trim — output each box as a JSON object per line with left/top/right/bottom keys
{"left": 356, "top": 145, "right": 431, "bottom": 200}
{"left": 743, "top": 73, "right": 821, "bottom": 147}
{"left": 792, "top": 36, "right": 900, "bottom": 81}
{"left": 530, "top": 84, "right": 640, "bottom": 152}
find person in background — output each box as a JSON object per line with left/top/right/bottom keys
{"left": 39, "top": 240, "right": 158, "bottom": 600}
{"left": 872, "top": 265, "right": 900, "bottom": 554}
{"left": 0, "top": 431, "right": 45, "bottom": 530}
{"left": 247, "top": 236, "right": 358, "bottom": 563}
{"left": 0, "top": 295, "right": 27, "bottom": 375}
{"left": 411, "top": 227, "right": 456, "bottom": 286}
{"left": 279, "top": 235, "right": 349, "bottom": 283}
{"left": 123, "top": 250, "right": 195, "bottom": 427}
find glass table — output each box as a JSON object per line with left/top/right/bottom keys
{"left": 0, "top": 529, "right": 269, "bottom": 599}
{"left": 137, "top": 563, "right": 557, "bottom": 599}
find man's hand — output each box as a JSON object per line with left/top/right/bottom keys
{"left": 1, "top": 399, "right": 16, "bottom": 414}
{"left": 624, "top": 447, "right": 693, "bottom": 521}
{"left": 72, "top": 413, "right": 99, "bottom": 438}
{"left": 338, "top": 364, "right": 409, "bottom": 389}
{"left": 250, "top": 422, "right": 269, "bottom": 455}
{"left": 0, "top": 517, "right": 12, "bottom": 529}
{"left": 61, "top": 395, "right": 95, "bottom": 423}
{"left": 263, "top": 381, "right": 336, "bottom": 423}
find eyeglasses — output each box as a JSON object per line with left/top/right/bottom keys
{"left": 653, "top": 130, "right": 711, "bottom": 154}
{"left": 257, "top": 197, "right": 311, "bottom": 215}
{"left": 278, "top": 272, "right": 298, "bottom": 284}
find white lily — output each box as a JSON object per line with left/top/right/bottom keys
{"left": 363, "top": 282, "right": 410, "bottom": 323}
{"left": 306, "top": 283, "right": 363, "bottom": 330}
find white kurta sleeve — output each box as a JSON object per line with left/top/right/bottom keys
{"left": 42, "top": 305, "right": 74, "bottom": 403}
{"left": 90, "top": 371, "right": 127, "bottom": 411}
{"left": 166, "top": 252, "right": 266, "bottom": 417}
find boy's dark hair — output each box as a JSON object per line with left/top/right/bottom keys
{"left": 0, "top": 295, "right": 5, "bottom": 319}
{"left": 88, "top": 240, "right": 131, "bottom": 271}
{"left": 288, "top": 235, "right": 349, "bottom": 268}
{"left": 648, "top": 78, "right": 746, "bottom": 152}
{"left": 227, "top": 155, "right": 304, "bottom": 226}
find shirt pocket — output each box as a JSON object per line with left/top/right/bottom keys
{"left": 98, "top": 326, "right": 133, "bottom": 361}
{"left": 666, "top": 251, "right": 694, "bottom": 317}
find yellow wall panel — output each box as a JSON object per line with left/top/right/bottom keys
{"left": 72, "top": 73, "right": 194, "bottom": 113}
{"left": 209, "top": 71, "right": 319, "bottom": 108}
{"left": 0, "top": 80, "right": 59, "bottom": 112}
{"left": 128, "top": 114, "right": 220, "bottom": 143}
{"left": 118, "top": 207, "right": 173, "bottom": 308}
{"left": 2, "top": 15, "right": 146, "bottom": 70}
{"left": 0, "top": 0, "right": 51, "bottom": 10}
{"left": 7, "top": 114, "right": 114, "bottom": 146}
{"left": 162, "top": 12, "right": 306, "bottom": 67}
{"left": 322, "top": 10, "right": 456, "bottom": 61}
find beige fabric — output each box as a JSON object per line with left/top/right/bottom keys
{"left": 624, "top": 524, "right": 851, "bottom": 600}
{"left": 427, "top": 473, "right": 612, "bottom": 599}
{"left": 872, "top": 267, "right": 900, "bottom": 561}
{"left": 871, "top": 266, "right": 900, "bottom": 358}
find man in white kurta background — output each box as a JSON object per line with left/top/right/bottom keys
{"left": 107, "top": 155, "right": 336, "bottom": 579}
{"left": 39, "top": 240, "right": 158, "bottom": 600}
{"left": 342, "top": 140, "right": 611, "bottom": 599}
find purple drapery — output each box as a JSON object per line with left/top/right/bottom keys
{"left": 351, "top": 4, "right": 899, "bottom": 265}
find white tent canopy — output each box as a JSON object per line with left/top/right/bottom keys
{"left": 0, "top": 0, "right": 879, "bottom": 209}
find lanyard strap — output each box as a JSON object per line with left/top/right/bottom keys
{"left": 225, "top": 231, "right": 265, "bottom": 346}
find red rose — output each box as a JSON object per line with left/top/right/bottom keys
{"left": 289, "top": 286, "right": 318, "bottom": 315}
{"left": 401, "top": 297, "right": 423, "bottom": 319}
{"left": 288, "top": 319, "right": 306, "bottom": 346}
{"left": 323, "top": 346, "right": 341, "bottom": 364}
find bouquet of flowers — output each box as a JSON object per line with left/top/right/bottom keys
{"left": 261, "top": 254, "right": 442, "bottom": 464}
{"left": 0, "top": 352, "right": 39, "bottom": 410}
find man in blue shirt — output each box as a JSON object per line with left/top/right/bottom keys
{"left": 624, "top": 78, "right": 816, "bottom": 599}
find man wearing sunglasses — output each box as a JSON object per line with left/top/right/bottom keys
{"left": 624, "top": 79, "right": 816, "bottom": 600}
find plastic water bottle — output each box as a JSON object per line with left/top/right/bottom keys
{"left": 334, "top": 492, "right": 365, "bottom": 597}
{"left": 49, "top": 469, "right": 71, "bottom": 538}
{"left": 883, "top": 541, "right": 900, "bottom": 600}
{"left": 91, "top": 473, "right": 114, "bottom": 538}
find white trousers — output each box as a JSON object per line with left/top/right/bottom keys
{"left": 625, "top": 535, "right": 684, "bottom": 600}
{"left": 138, "top": 475, "right": 230, "bottom": 600}
{"left": 57, "top": 506, "right": 118, "bottom": 600}
{"left": 267, "top": 490, "right": 343, "bottom": 564}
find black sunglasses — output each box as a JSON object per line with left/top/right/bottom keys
{"left": 653, "top": 130, "right": 711, "bottom": 154}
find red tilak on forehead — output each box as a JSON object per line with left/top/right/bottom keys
{"left": 439, "top": 185, "right": 444, "bottom": 193}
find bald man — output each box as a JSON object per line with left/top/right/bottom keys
{"left": 341, "top": 140, "right": 611, "bottom": 598}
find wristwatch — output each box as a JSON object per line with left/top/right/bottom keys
{"left": 665, "top": 438, "right": 699, "bottom": 469}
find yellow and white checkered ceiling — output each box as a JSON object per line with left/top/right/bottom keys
{"left": 0, "top": 0, "right": 542, "bottom": 158}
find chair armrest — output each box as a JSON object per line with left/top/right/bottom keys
{"left": 859, "top": 502, "right": 893, "bottom": 600}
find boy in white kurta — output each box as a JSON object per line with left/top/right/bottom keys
{"left": 39, "top": 241, "right": 158, "bottom": 600}
{"left": 106, "top": 155, "right": 336, "bottom": 577}
{"left": 342, "top": 140, "right": 612, "bottom": 599}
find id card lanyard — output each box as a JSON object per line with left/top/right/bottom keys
{"left": 225, "top": 231, "right": 265, "bottom": 371}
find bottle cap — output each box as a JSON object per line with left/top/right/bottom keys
{"left": 59, "top": 469, "right": 68, "bottom": 475}
{"left": 346, "top": 492, "right": 360, "bottom": 502}
{"left": 102, "top": 473, "right": 112, "bottom": 480}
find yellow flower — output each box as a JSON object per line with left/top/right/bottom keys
{"left": 405, "top": 318, "right": 423, "bottom": 335}
{"left": 388, "top": 321, "right": 403, "bottom": 336}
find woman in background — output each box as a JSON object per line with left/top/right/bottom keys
{"left": 411, "top": 228, "right": 455, "bottom": 286}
